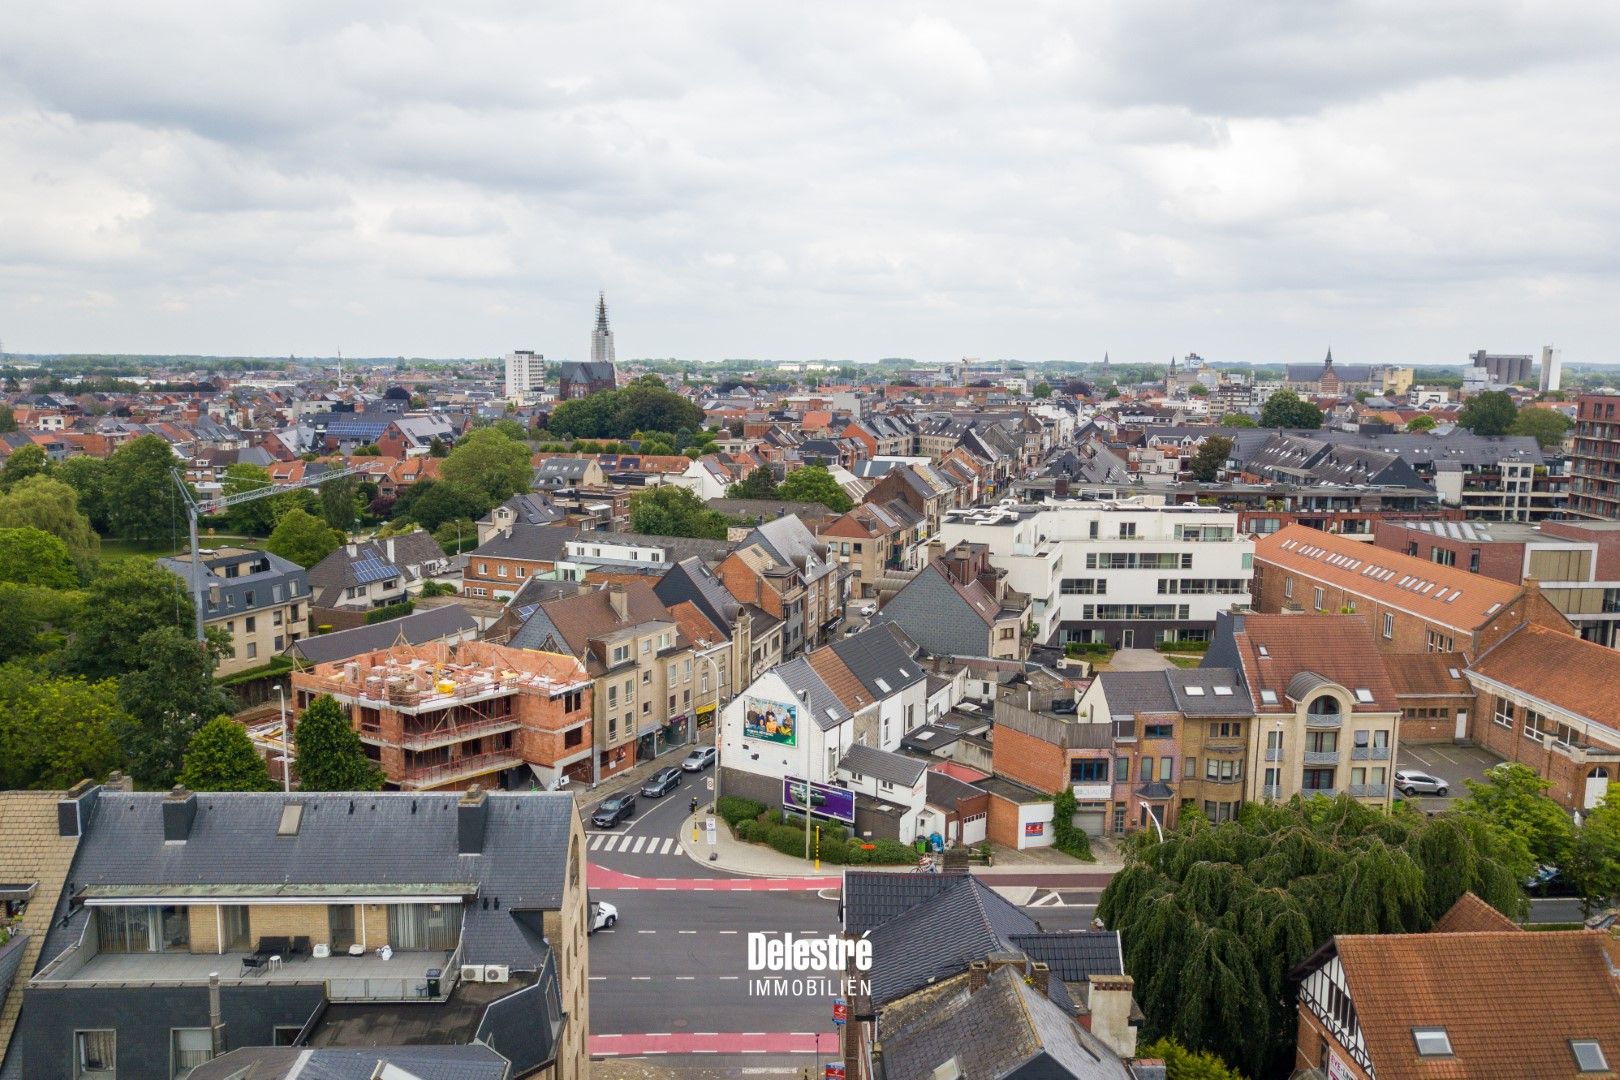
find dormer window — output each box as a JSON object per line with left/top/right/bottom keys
{"left": 1308, "top": 696, "right": 1340, "bottom": 718}
{"left": 1413, "top": 1028, "right": 1453, "bottom": 1057}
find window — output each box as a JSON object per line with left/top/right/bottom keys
{"left": 1118, "top": 522, "right": 1137, "bottom": 539}
{"left": 1070, "top": 758, "right": 1108, "bottom": 783}
{"left": 1061, "top": 578, "right": 1106, "bottom": 595}
{"left": 98, "top": 905, "right": 189, "bottom": 953}
{"left": 1140, "top": 756, "right": 1154, "bottom": 781}
{"left": 76, "top": 1031, "right": 116, "bottom": 1076}
{"left": 1205, "top": 758, "right": 1241, "bottom": 781}
{"left": 1494, "top": 698, "right": 1515, "bottom": 729}
{"left": 1112, "top": 804, "right": 1125, "bottom": 832}
{"left": 272, "top": 1027, "right": 302, "bottom": 1047}
{"left": 1284, "top": 578, "right": 1294, "bottom": 600}
{"left": 1184, "top": 756, "right": 1197, "bottom": 778}
{"left": 1313, "top": 586, "right": 1325, "bottom": 611}
{"left": 1572, "top": 1040, "right": 1609, "bottom": 1073}
{"left": 1469, "top": 549, "right": 1480, "bottom": 574}
{"left": 245, "top": 615, "right": 257, "bottom": 633}
{"left": 223, "top": 905, "right": 251, "bottom": 951}
{"left": 244, "top": 589, "right": 255, "bottom": 606}
{"left": 1143, "top": 723, "right": 1174, "bottom": 739}
{"left": 1113, "top": 757, "right": 1130, "bottom": 782}
{"left": 1413, "top": 1028, "right": 1453, "bottom": 1057}
{"left": 1431, "top": 547, "right": 1456, "bottom": 567}
{"left": 611, "top": 645, "right": 630, "bottom": 665}
{"left": 1307, "top": 731, "right": 1338, "bottom": 754}
{"left": 1303, "top": 768, "right": 1335, "bottom": 792}
{"left": 1426, "top": 630, "right": 1454, "bottom": 653}
{"left": 1207, "top": 721, "right": 1242, "bottom": 740}
{"left": 1383, "top": 613, "right": 1394, "bottom": 639}
{"left": 172, "top": 1028, "right": 212, "bottom": 1078}
{"left": 565, "top": 726, "right": 584, "bottom": 748}
{"left": 389, "top": 903, "right": 457, "bottom": 951}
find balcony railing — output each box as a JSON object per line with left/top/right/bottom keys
{"left": 1112, "top": 720, "right": 1136, "bottom": 742}
{"left": 1305, "top": 712, "right": 1343, "bottom": 730}
{"left": 1302, "top": 787, "right": 1338, "bottom": 799}
{"left": 364, "top": 715, "right": 524, "bottom": 752}
{"left": 1304, "top": 750, "right": 1340, "bottom": 766}
{"left": 1350, "top": 746, "right": 1391, "bottom": 761}
{"left": 1264, "top": 747, "right": 1284, "bottom": 761}
{"left": 1348, "top": 783, "right": 1389, "bottom": 798}
{"left": 400, "top": 750, "right": 524, "bottom": 789}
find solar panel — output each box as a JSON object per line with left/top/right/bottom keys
{"left": 353, "top": 556, "right": 397, "bottom": 584}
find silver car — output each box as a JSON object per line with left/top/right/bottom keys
{"left": 1395, "top": 769, "right": 1449, "bottom": 797}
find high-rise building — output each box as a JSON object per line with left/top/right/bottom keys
{"left": 591, "top": 291, "right": 615, "bottom": 367}
{"left": 1568, "top": 394, "right": 1620, "bottom": 520}
{"left": 503, "top": 348, "right": 545, "bottom": 402}
{"left": 1468, "top": 349, "right": 1533, "bottom": 385}
{"left": 1539, "top": 345, "right": 1562, "bottom": 393}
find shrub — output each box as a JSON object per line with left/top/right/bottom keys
{"left": 717, "top": 796, "right": 765, "bottom": 827}
{"left": 1156, "top": 639, "right": 1211, "bottom": 653}
{"left": 364, "top": 600, "right": 415, "bottom": 625}
{"left": 1066, "top": 641, "right": 1112, "bottom": 656}
{"left": 868, "top": 839, "right": 917, "bottom": 864}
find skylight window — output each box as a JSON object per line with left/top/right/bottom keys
{"left": 1260, "top": 690, "right": 1279, "bottom": 705}
{"left": 1448, "top": 667, "right": 1461, "bottom": 680}
{"left": 1572, "top": 1041, "right": 1608, "bottom": 1073}
{"left": 277, "top": 803, "right": 304, "bottom": 837}
{"left": 1413, "top": 1028, "right": 1453, "bottom": 1057}
{"left": 1213, "top": 686, "right": 1233, "bottom": 696}
{"left": 1258, "top": 645, "right": 1270, "bottom": 657}
{"left": 874, "top": 677, "right": 891, "bottom": 693}
{"left": 1184, "top": 686, "right": 1205, "bottom": 696}
{"left": 1354, "top": 689, "right": 1375, "bottom": 704}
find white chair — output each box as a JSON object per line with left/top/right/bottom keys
{"left": 312, "top": 943, "right": 331, "bottom": 959}
{"left": 378, "top": 945, "right": 393, "bottom": 961}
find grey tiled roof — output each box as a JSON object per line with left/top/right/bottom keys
{"left": 774, "top": 658, "right": 852, "bottom": 731}
{"left": 864, "top": 875, "right": 1040, "bottom": 1004}
{"left": 1007, "top": 931, "right": 1124, "bottom": 984}
{"left": 838, "top": 744, "right": 927, "bottom": 788}
{"left": 189, "top": 1045, "right": 511, "bottom": 1080}
{"left": 470, "top": 523, "right": 577, "bottom": 562}
{"left": 828, "top": 628, "right": 925, "bottom": 699}
{"left": 924, "top": 770, "right": 984, "bottom": 809}
{"left": 842, "top": 871, "right": 960, "bottom": 936}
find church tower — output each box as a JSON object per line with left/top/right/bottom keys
{"left": 591, "top": 292, "right": 616, "bottom": 367}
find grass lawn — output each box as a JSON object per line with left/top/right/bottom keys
{"left": 1166, "top": 654, "right": 1204, "bottom": 668}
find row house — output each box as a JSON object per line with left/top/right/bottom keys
{"left": 655, "top": 556, "right": 781, "bottom": 685}
{"left": 864, "top": 462, "right": 953, "bottom": 540}
{"left": 291, "top": 640, "right": 593, "bottom": 791}
{"left": 879, "top": 542, "right": 1033, "bottom": 661}
{"left": 818, "top": 499, "right": 927, "bottom": 599}
{"left": 715, "top": 516, "right": 841, "bottom": 656}
{"left": 840, "top": 414, "right": 914, "bottom": 457}
{"left": 308, "top": 533, "right": 452, "bottom": 616}
{"left": 461, "top": 524, "right": 576, "bottom": 600}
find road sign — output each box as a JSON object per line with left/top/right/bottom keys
{"left": 825, "top": 1064, "right": 845, "bottom": 1079}
{"left": 832, "top": 997, "right": 848, "bottom": 1025}
{"left": 706, "top": 776, "right": 714, "bottom": 790}
{"left": 705, "top": 817, "right": 717, "bottom": 846}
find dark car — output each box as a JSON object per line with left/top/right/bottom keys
{"left": 591, "top": 794, "right": 636, "bottom": 828}
{"left": 1526, "top": 865, "right": 1580, "bottom": 897}
{"left": 641, "top": 767, "right": 682, "bottom": 798}
{"left": 681, "top": 747, "right": 717, "bottom": 772}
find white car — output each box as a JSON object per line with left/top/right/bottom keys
{"left": 1395, "top": 769, "right": 1449, "bottom": 797}
{"left": 858, "top": 603, "right": 876, "bottom": 616}
{"left": 589, "top": 900, "right": 618, "bottom": 935}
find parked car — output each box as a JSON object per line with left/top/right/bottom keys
{"left": 1395, "top": 769, "right": 1449, "bottom": 797}
{"left": 1526, "top": 865, "right": 1580, "bottom": 897}
{"left": 641, "top": 767, "right": 682, "bottom": 798}
{"left": 681, "top": 747, "right": 717, "bottom": 772}
{"left": 591, "top": 794, "right": 637, "bottom": 828}
{"left": 588, "top": 899, "right": 618, "bottom": 934}
{"left": 858, "top": 603, "right": 876, "bottom": 616}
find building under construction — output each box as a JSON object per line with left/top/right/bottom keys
{"left": 291, "top": 640, "right": 592, "bottom": 791}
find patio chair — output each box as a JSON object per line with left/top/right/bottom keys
{"left": 239, "top": 955, "right": 266, "bottom": 977}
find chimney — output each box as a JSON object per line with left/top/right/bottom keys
{"left": 385, "top": 536, "right": 396, "bottom": 563}
{"left": 968, "top": 960, "right": 990, "bottom": 993}
{"left": 1055, "top": 475, "right": 1070, "bottom": 498}
{"left": 102, "top": 771, "right": 134, "bottom": 793}
{"left": 1030, "top": 961, "right": 1051, "bottom": 997}
{"left": 346, "top": 542, "right": 358, "bottom": 558}
{"left": 208, "top": 971, "right": 227, "bottom": 1056}
{"left": 458, "top": 785, "right": 488, "bottom": 855}
{"left": 163, "top": 785, "right": 198, "bottom": 843}
{"left": 1085, "top": 974, "right": 1139, "bottom": 1059}
{"left": 58, "top": 780, "right": 98, "bottom": 838}
{"left": 606, "top": 584, "right": 629, "bottom": 621}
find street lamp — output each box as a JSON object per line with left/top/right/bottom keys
{"left": 699, "top": 649, "right": 729, "bottom": 806}
{"left": 275, "top": 683, "right": 291, "bottom": 793}
{"left": 1138, "top": 800, "right": 1164, "bottom": 843}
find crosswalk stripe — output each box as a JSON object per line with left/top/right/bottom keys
{"left": 631, "top": 836, "right": 647, "bottom": 853}
{"left": 589, "top": 835, "right": 605, "bottom": 850}
{"left": 658, "top": 837, "right": 675, "bottom": 855}
{"left": 601, "top": 835, "right": 621, "bottom": 852}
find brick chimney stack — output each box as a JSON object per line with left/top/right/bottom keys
{"left": 1085, "top": 974, "right": 1139, "bottom": 1059}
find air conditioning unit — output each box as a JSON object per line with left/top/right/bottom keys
{"left": 484, "top": 965, "right": 510, "bottom": 984}
{"left": 460, "top": 964, "right": 485, "bottom": 983}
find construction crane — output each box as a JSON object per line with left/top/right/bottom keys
{"left": 171, "top": 465, "right": 370, "bottom": 642}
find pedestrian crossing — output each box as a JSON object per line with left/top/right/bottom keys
{"left": 588, "top": 832, "right": 682, "bottom": 855}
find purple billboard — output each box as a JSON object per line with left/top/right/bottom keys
{"left": 782, "top": 775, "right": 856, "bottom": 824}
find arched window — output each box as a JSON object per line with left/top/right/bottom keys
{"left": 1308, "top": 696, "right": 1341, "bottom": 718}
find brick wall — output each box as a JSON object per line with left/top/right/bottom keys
{"left": 986, "top": 792, "right": 1022, "bottom": 848}
{"left": 991, "top": 723, "right": 1066, "bottom": 792}
{"left": 1253, "top": 560, "right": 1474, "bottom": 655}
{"left": 1295, "top": 1009, "right": 1373, "bottom": 1080}
{"left": 188, "top": 906, "right": 220, "bottom": 954}
{"left": 1472, "top": 692, "right": 1607, "bottom": 810}
{"left": 244, "top": 904, "right": 330, "bottom": 945}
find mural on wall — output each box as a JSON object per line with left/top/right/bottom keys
{"left": 743, "top": 696, "right": 798, "bottom": 747}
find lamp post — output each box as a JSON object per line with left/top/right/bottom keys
{"left": 1138, "top": 800, "right": 1164, "bottom": 843}
{"left": 700, "top": 649, "right": 729, "bottom": 806}
{"left": 274, "top": 684, "right": 290, "bottom": 793}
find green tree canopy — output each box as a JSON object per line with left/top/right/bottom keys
{"left": 1406, "top": 414, "right": 1438, "bottom": 432}
{"left": 265, "top": 507, "right": 343, "bottom": 568}
{"left": 1217, "top": 412, "right": 1257, "bottom": 428}
{"left": 726, "top": 466, "right": 780, "bottom": 500}
{"left": 0, "top": 662, "right": 125, "bottom": 790}
{"left": 0, "top": 404, "right": 15, "bottom": 433}
{"left": 441, "top": 428, "right": 533, "bottom": 503}
{"left": 1508, "top": 406, "right": 1572, "bottom": 449}
{"left": 1259, "top": 389, "right": 1324, "bottom": 429}
{"left": 1188, "top": 436, "right": 1233, "bottom": 483}
{"left": 62, "top": 557, "right": 194, "bottom": 680}
{"left": 0, "top": 526, "right": 78, "bottom": 588}
{"left": 1454, "top": 762, "right": 1575, "bottom": 871}
{"left": 115, "top": 627, "right": 235, "bottom": 788}
{"left": 320, "top": 473, "right": 361, "bottom": 533}
{"left": 54, "top": 455, "right": 109, "bottom": 533}
{"left": 220, "top": 462, "right": 278, "bottom": 535}
{"left": 0, "top": 443, "right": 48, "bottom": 489}
{"left": 630, "top": 485, "right": 729, "bottom": 539}
{"left": 400, "top": 479, "right": 494, "bottom": 532}
{"left": 1096, "top": 795, "right": 1526, "bottom": 1077}
{"left": 104, "top": 434, "right": 186, "bottom": 541}
{"left": 1136, "top": 1037, "right": 1247, "bottom": 1080}
{"left": 0, "top": 474, "right": 99, "bottom": 578}
{"left": 1567, "top": 790, "right": 1620, "bottom": 915}
{"left": 179, "top": 715, "right": 276, "bottom": 792}
{"left": 1188, "top": 382, "right": 1209, "bottom": 397}
{"left": 293, "top": 694, "right": 384, "bottom": 791}
{"left": 548, "top": 383, "right": 706, "bottom": 440}
{"left": 1032, "top": 382, "right": 1053, "bottom": 398}
{"left": 1456, "top": 390, "right": 1518, "bottom": 436}
{"left": 777, "top": 465, "right": 853, "bottom": 511}
{"left": 0, "top": 581, "right": 83, "bottom": 663}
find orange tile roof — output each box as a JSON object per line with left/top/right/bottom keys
{"left": 668, "top": 600, "right": 727, "bottom": 651}
{"left": 1383, "top": 652, "right": 1472, "bottom": 698}
{"left": 1431, "top": 892, "right": 1520, "bottom": 934}
{"left": 805, "top": 645, "right": 876, "bottom": 713}
{"left": 1470, "top": 623, "right": 1620, "bottom": 729}
{"left": 1256, "top": 524, "right": 1522, "bottom": 634}
{"left": 1333, "top": 929, "right": 1620, "bottom": 1079}
{"left": 1233, "top": 614, "right": 1400, "bottom": 712}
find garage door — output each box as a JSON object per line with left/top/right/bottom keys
{"left": 1074, "top": 806, "right": 1106, "bottom": 837}
{"left": 961, "top": 812, "right": 987, "bottom": 845}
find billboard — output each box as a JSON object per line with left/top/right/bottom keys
{"left": 743, "top": 696, "right": 799, "bottom": 747}
{"left": 783, "top": 775, "right": 857, "bottom": 824}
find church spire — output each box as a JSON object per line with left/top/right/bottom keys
{"left": 591, "top": 292, "right": 616, "bottom": 367}
{"left": 1324, "top": 346, "right": 1334, "bottom": 367}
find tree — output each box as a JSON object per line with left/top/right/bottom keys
{"left": 221, "top": 463, "right": 278, "bottom": 535}
{"left": 1104, "top": 384, "right": 1121, "bottom": 399}
{"left": 116, "top": 627, "right": 235, "bottom": 788}
{"left": 61, "top": 558, "right": 195, "bottom": 679}
{"left": 1454, "top": 762, "right": 1575, "bottom": 872}
{"left": 630, "top": 485, "right": 729, "bottom": 539}
{"left": 432, "top": 517, "right": 477, "bottom": 553}
{"left": 0, "top": 662, "right": 125, "bottom": 790}
{"left": 1217, "top": 412, "right": 1256, "bottom": 428}
{"left": 777, "top": 465, "right": 853, "bottom": 511}
{"left": 1456, "top": 390, "right": 1518, "bottom": 437}
{"left": 1259, "top": 389, "right": 1323, "bottom": 429}
{"left": 0, "top": 582, "right": 82, "bottom": 663}
{"left": 1406, "top": 414, "right": 1438, "bottom": 432}
{"left": 1096, "top": 796, "right": 1525, "bottom": 1077}
{"left": 266, "top": 508, "right": 343, "bottom": 568}
{"left": 727, "top": 467, "right": 779, "bottom": 500}
{"left": 103, "top": 434, "right": 186, "bottom": 541}
{"left": 1509, "top": 406, "right": 1571, "bottom": 449}
{"left": 1188, "top": 436, "right": 1233, "bottom": 483}
{"left": 293, "top": 694, "right": 384, "bottom": 791}
{"left": 1566, "top": 790, "right": 1620, "bottom": 915}
{"left": 0, "top": 443, "right": 48, "bottom": 489}
{"left": 54, "top": 455, "right": 109, "bottom": 533}
{"left": 179, "top": 715, "right": 276, "bottom": 791}
{"left": 0, "top": 526, "right": 77, "bottom": 588}
{"left": 319, "top": 473, "right": 361, "bottom": 533}
{"left": 1135, "top": 1037, "right": 1247, "bottom": 1080}
{"left": 614, "top": 381, "right": 707, "bottom": 435}
{"left": 547, "top": 393, "right": 618, "bottom": 440}
{"left": 491, "top": 417, "right": 530, "bottom": 443}
{"left": 1032, "top": 382, "right": 1053, "bottom": 399}
{"left": 0, "top": 404, "right": 15, "bottom": 433}
{"left": 428, "top": 436, "right": 449, "bottom": 458}
{"left": 0, "top": 474, "right": 99, "bottom": 579}
{"left": 1188, "top": 383, "right": 1210, "bottom": 397}
{"left": 403, "top": 480, "right": 494, "bottom": 532}
{"left": 441, "top": 428, "right": 533, "bottom": 503}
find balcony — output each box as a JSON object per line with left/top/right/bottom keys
{"left": 1261, "top": 785, "right": 1281, "bottom": 800}
{"left": 1302, "top": 787, "right": 1337, "bottom": 799}
{"left": 365, "top": 714, "right": 524, "bottom": 753}
{"left": 1349, "top": 784, "right": 1389, "bottom": 798}
{"left": 1112, "top": 720, "right": 1136, "bottom": 743}
{"left": 400, "top": 749, "right": 524, "bottom": 790}
{"left": 1350, "top": 746, "right": 1391, "bottom": 761}
{"left": 1304, "top": 750, "right": 1340, "bottom": 766}
{"left": 1264, "top": 747, "right": 1284, "bottom": 762}
{"left": 1205, "top": 740, "right": 1245, "bottom": 753}
{"left": 1305, "top": 711, "right": 1342, "bottom": 730}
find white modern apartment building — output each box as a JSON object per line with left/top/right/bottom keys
{"left": 939, "top": 497, "right": 1254, "bottom": 648}
{"left": 503, "top": 349, "right": 546, "bottom": 403}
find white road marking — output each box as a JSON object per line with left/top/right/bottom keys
{"left": 598, "top": 835, "right": 620, "bottom": 852}
{"left": 1430, "top": 746, "right": 1459, "bottom": 764}
{"left": 637, "top": 929, "right": 656, "bottom": 934}
{"left": 589, "top": 835, "right": 606, "bottom": 850}
{"left": 588, "top": 976, "right": 606, "bottom": 981}
{"left": 1405, "top": 748, "right": 1432, "bottom": 767}
{"left": 679, "top": 930, "right": 697, "bottom": 934}
{"left": 631, "top": 836, "right": 647, "bottom": 853}
{"left": 719, "top": 930, "right": 739, "bottom": 934}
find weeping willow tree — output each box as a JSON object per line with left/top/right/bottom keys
{"left": 1096, "top": 794, "right": 1527, "bottom": 1077}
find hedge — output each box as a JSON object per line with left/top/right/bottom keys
{"left": 1156, "top": 639, "right": 1210, "bottom": 653}
{"left": 717, "top": 796, "right": 765, "bottom": 828}
{"left": 1065, "top": 641, "right": 1112, "bottom": 656}
{"left": 364, "top": 600, "right": 415, "bottom": 625}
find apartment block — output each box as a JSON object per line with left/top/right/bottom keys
{"left": 160, "top": 548, "right": 309, "bottom": 676}
{"left": 1567, "top": 392, "right": 1620, "bottom": 520}
{"left": 292, "top": 640, "right": 592, "bottom": 791}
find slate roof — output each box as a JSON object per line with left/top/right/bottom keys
{"left": 0, "top": 793, "right": 80, "bottom": 1069}
{"left": 774, "top": 657, "right": 853, "bottom": 731}
{"left": 470, "top": 523, "right": 577, "bottom": 563}
{"left": 39, "top": 791, "right": 576, "bottom": 970}
{"left": 842, "top": 870, "right": 961, "bottom": 936}
{"left": 159, "top": 548, "right": 308, "bottom": 620}
{"left": 1096, "top": 669, "right": 1250, "bottom": 718}
{"left": 828, "top": 627, "right": 927, "bottom": 699}
{"left": 861, "top": 875, "right": 1042, "bottom": 1004}
{"left": 1006, "top": 931, "right": 1125, "bottom": 985}
{"left": 187, "top": 1044, "right": 511, "bottom": 1080}
{"left": 839, "top": 744, "right": 928, "bottom": 787}
{"left": 290, "top": 604, "right": 479, "bottom": 664}
{"left": 307, "top": 533, "right": 449, "bottom": 599}
{"left": 924, "top": 769, "right": 984, "bottom": 809}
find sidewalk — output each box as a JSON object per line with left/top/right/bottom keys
{"left": 679, "top": 813, "right": 1123, "bottom": 879}
{"left": 570, "top": 727, "right": 714, "bottom": 808}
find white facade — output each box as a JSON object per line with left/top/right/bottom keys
{"left": 719, "top": 671, "right": 855, "bottom": 791}
{"left": 1540, "top": 345, "right": 1562, "bottom": 393}
{"left": 940, "top": 498, "right": 1253, "bottom": 646}
{"left": 504, "top": 350, "right": 545, "bottom": 403}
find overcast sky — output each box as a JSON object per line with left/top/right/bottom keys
{"left": 3, "top": 2, "right": 1618, "bottom": 365}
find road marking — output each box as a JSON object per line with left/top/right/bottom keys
{"left": 637, "top": 929, "right": 656, "bottom": 934}
{"left": 659, "top": 837, "right": 676, "bottom": 854}
{"left": 1431, "top": 746, "right": 1458, "bottom": 764}
{"left": 1406, "top": 748, "right": 1431, "bottom": 766}
{"left": 631, "top": 976, "right": 651, "bottom": 981}
{"left": 679, "top": 930, "right": 696, "bottom": 934}
{"left": 719, "top": 930, "right": 738, "bottom": 935}
{"left": 598, "top": 835, "right": 619, "bottom": 852}
{"left": 631, "top": 836, "right": 647, "bottom": 853}
{"left": 589, "top": 835, "right": 605, "bottom": 850}
{"left": 676, "top": 976, "right": 695, "bottom": 980}
{"left": 588, "top": 976, "right": 605, "bottom": 981}
{"left": 719, "top": 975, "right": 739, "bottom": 980}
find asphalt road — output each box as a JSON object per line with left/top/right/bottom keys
{"left": 1396, "top": 741, "right": 1502, "bottom": 811}
{"left": 585, "top": 763, "right": 730, "bottom": 879}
